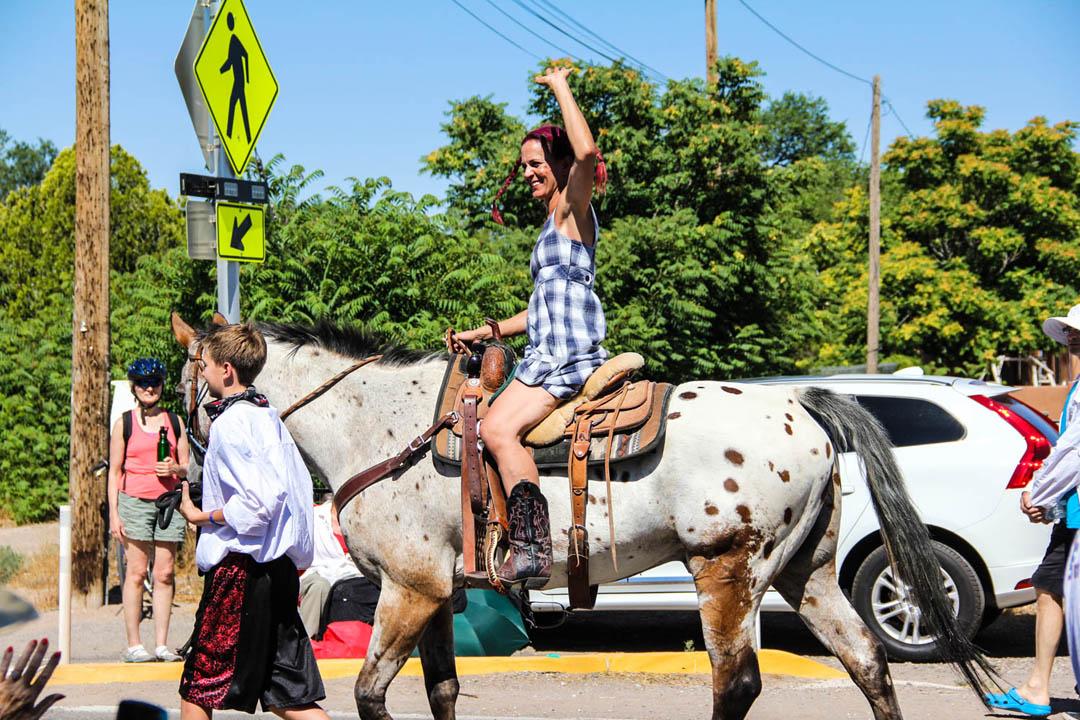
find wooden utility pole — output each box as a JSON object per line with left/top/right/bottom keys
{"left": 705, "top": 0, "right": 718, "bottom": 86}
{"left": 71, "top": 0, "right": 110, "bottom": 605}
{"left": 866, "top": 75, "right": 881, "bottom": 373}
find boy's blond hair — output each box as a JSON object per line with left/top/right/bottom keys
{"left": 199, "top": 322, "right": 267, "bottom": 385}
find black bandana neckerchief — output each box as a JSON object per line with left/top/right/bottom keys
{"left": 203, "top": 386, "right": 269, "bottom": 422}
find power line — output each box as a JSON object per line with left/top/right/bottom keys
{"left": 735, "top": 0, "right": 871, "bottom": 86}
{"left": 533, "top": 0, "right": 670, "bottom": 82}
{"left": 447, "top": 0, "right": 542, "bottom": 61}
{"left": 735, "top": 0, "right": 917, "bottom": 137}
{"left": 859, "top": 110, "right": 873, "bottom": 165}
{"left": 480, "top": 0, "right": 578, "bottom": 61}
{"left": 506, "top": 0, "right": 624, "bottom": 68}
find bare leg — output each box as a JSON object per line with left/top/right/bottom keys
{"left": 355, "top": 577, "right": 445, "bottom": 720}
{"left": 689, "top": 550, "right": 762, "bottom": 720}
{"left": 417, "top": 599, "right": 459, "bottom": 720}
{"left": 122, "top": 539, "right": 151, "bottom": 648}
{"left": 773, "top": 480, "right": 902, "bottom": 720}
{"left": 180, "top": 699, "right": 211, "bottom": 720}
{"left": 152, "top": 541, "right": 177, "bottom": 648}
{"left": 480, "top": 380, "right": 558, "bottom": 494}
{"left": 1015, "top": 589, "right": 1064, "bottom": 706}
{"left": 270, "top": 704, "right": 330, "bottom": 720}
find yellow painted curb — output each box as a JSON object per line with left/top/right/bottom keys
{"left": 48, "top": 650, "right": 846, "bottom": 686}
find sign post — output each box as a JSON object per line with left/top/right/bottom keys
{"left": 177, "top": 0, "right": 276, "bottom": 321}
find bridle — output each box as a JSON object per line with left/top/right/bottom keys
{"left": 183, "top": 344, "right": 383, "bottom": 465}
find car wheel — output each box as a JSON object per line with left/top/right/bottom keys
{"left": 851, "top": 541, "right": 984, "bottom": 662}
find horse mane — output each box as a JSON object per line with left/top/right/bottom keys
{"left": 257, "top": 320, "right": 445, "bottom": 367}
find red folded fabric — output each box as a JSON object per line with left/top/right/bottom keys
{"left": 309, "top": 621, "right": 373, "bottom": 659}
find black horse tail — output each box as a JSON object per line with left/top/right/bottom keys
{"left": 797, "top": 386, "right": 1000, "bottom": 705}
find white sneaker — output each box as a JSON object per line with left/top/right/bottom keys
{"left": 155, "top": 645, "right": 183, "bottom": 662}
{"left": 121, "top": 645, "right": 155, "bottom": 663}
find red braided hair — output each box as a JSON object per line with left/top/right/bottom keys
{"left": 491, "top": 124, "right": 607, "bottom": 225}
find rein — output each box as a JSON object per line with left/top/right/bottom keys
{"left": 185, "top": 349, "right": 383, "bottom": 456}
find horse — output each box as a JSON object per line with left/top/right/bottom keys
{"left": 172, "top": 312, "right": 998, "bottom": 720}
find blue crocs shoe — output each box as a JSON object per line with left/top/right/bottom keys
{"left": 985, "top": 688, "right": 1051, "bottom": 717}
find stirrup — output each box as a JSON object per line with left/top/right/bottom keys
{"left": 484, "top": 522, "right": 506, "bottom": 594}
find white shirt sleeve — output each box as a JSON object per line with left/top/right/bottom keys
{"left": 1029, "top": 421, "right": 1080, "bottom": 510}
{"left": 217, "top": 439, "right": 288, "bottom": 536}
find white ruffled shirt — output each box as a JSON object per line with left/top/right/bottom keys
{"left": 300, "top": 501, "right": 362, "bottom": 586}
{"left": 195, "top": 402, "right": 314, "bottom": 573}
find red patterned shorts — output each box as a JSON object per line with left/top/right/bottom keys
{"left": 179, "top": 553, "right": 325, "bottom": 713}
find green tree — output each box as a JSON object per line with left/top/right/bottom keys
{"left": 760, "top": 92, "right": 855, "bottom": 167}
{"left": 0, "top": 145, "right": 188, "bottom": 522}
{"left": 0, "top": 129, "right": 58, "bottom": 200}
{"left": 802, "top": 102, "right": 1080, "bottom": 374}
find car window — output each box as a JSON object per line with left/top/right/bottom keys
{"left": 853, "top": 395, "right": 966, "bottom": 447}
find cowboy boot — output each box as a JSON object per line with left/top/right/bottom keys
{"left": 495, "top": 481, "right": 552, "bottom": 589}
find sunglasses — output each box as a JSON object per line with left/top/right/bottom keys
{"left": 134, "top": 378, "right": 164, "bottom": 389}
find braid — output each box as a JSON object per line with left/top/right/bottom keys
{"left": 490, "top": 159, "right": 523, "bottom": 226}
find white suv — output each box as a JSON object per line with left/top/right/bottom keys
{"left": 529, "top": 373, "right": 1057, "bottom": 661}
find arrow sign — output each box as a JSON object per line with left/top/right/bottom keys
{"left": 216, "top": 202, "right": 265, "bottom": 263}
{"left": 230, "top": 213, "right": 253, "bottom": 251}
{"left": 175, "top": 1, "right": 214, "bottom": 172}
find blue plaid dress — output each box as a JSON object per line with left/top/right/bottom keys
{"left": 516, "top": 207, "right": 608, "bottom": 399}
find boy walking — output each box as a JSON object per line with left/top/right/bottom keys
{"left": 177, "top": 322, "right": 327, "bottom": 720}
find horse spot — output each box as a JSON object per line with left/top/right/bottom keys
{"left": 669, "top": 515, "right": 675, "bottom": 522}
{"left": 600, "top": 497, "right": 607, "bottom": 505}
{"left": 668, "top": 411, "right": 682, "bottom": 420}
{"left": 387, "top": 429, "right": 394, "bottom": 437}
{"left": 411, "top": 380, "right": 418, "bottom": 385}
{"left": 805, "top": 596, "right": 818, "bottom": 607}
{"left": 721, "top": 386, "right": 743, "bottom": 395}
{"left": 735, "top": 505, "right": 751, "bottom": 523}
{"left": 784, "top": 423, "right": 793, "bottom": 435}
{"left": 810, "top": 447, "right": 819, "bottom": 455}
{"left": 778, "top": 470, "right": 790, "bottom": 483}
{"left": 394, "top": 514, "right": 399, "bottom": 522}
{"left": 679, "top": 391, "right": 698, "bottom": 400}
{"left": 768, "top": 461, "right": 775, "bottom": 471}
{"left": 788, "top": 398, "right": 794, "bottom": 404}
{"left": 628, "top": 555, "right": 635, "bottom": 560}
{"left": 705, "top": 503, "right": 719, "bottom": 515}
{"left": 833, "top": 471, "right": 841, "bottom": 486}
{"left": 415, "top": 482, "right": 420, "bottom": 490}
{"left": 825, "top": 529, "right": 836, "bottom": 539}
{"left": 785, "top": 413, "right": 794, "bottom": 422}
{"left": 762, "top": 540, "right": 774, "bottom": 559}
{"left": 406, "top": 391, "right": 411, "bottom": 396}
{"left": 725, "top": 449, "right": 745, "bottom": 466}
{"left": 588, "top": 494, "right": 597, "bottom": 504}
{"left": 825, "top": 442, "right": 832, "bottom": 458}
{"left": 423, "top": 534, "right": 429, "bottom": 542}
{"left": 724, "top": 478, "right": 739, "bottom": 492}
{"left": 783, "top": 507, "right": 792, "bottom": 524}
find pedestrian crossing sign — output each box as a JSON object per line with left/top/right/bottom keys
{"left": 193, "top": 0, "right": 278, "bottom": 176}
{"left": 216, "top": 202, "right": 266, "bottom": 263}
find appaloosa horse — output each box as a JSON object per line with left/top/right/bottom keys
{"left": 172, "top": 313, "right": 998, "bottom": 720}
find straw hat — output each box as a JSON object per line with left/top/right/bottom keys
{"left": 1042, "top": 304, "right": 1080, "bottom": 345}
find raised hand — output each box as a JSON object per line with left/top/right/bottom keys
{"left": 534, "top": 65, "right": 572, "bottom": 88}
{"left": 0, "top": 639, "right": 64, "bottom": 720}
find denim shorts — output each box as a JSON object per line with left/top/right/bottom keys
{"left": 118, "top": 492, "right": 186, "bottom": 543}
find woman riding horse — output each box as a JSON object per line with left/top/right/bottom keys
{"left": 448, "top": 65, "right": 607, "bottom": 588}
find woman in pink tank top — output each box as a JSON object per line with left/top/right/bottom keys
{"left": 106, "top": 358, "right": 190, "bottom": 663}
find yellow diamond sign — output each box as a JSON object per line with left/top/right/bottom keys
{"left": 216, "top": 202, "right": 265, "bottom": 263}
{"left": 194, "top": 0, "right": 278, "bottom": 176}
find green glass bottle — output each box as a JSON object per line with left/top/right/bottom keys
{"left": 157, "top": 426, "right": 170, "bottom": 463}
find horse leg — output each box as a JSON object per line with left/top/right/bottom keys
{"left": 354, "top": 577, "right": 445, "bottom": 720}
{"left": 417, "top": 597, "right": 459, "bottom": 720}
{"left": 773, "top": 479, "right": 902, "bottom": 720}
{"left": 689, "top": 547, "right": 763, "bottom": 720}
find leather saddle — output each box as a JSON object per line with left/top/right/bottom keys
{"left": 432, "top": 345, "right": 673, "bottom": 609}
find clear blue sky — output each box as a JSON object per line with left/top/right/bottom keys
{"left": 2, "top": 1, "right": 1077, "bottom": 202}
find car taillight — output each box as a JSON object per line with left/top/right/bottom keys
{"left": 971, "top": 394, "right": 1052, "bottom": 489}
